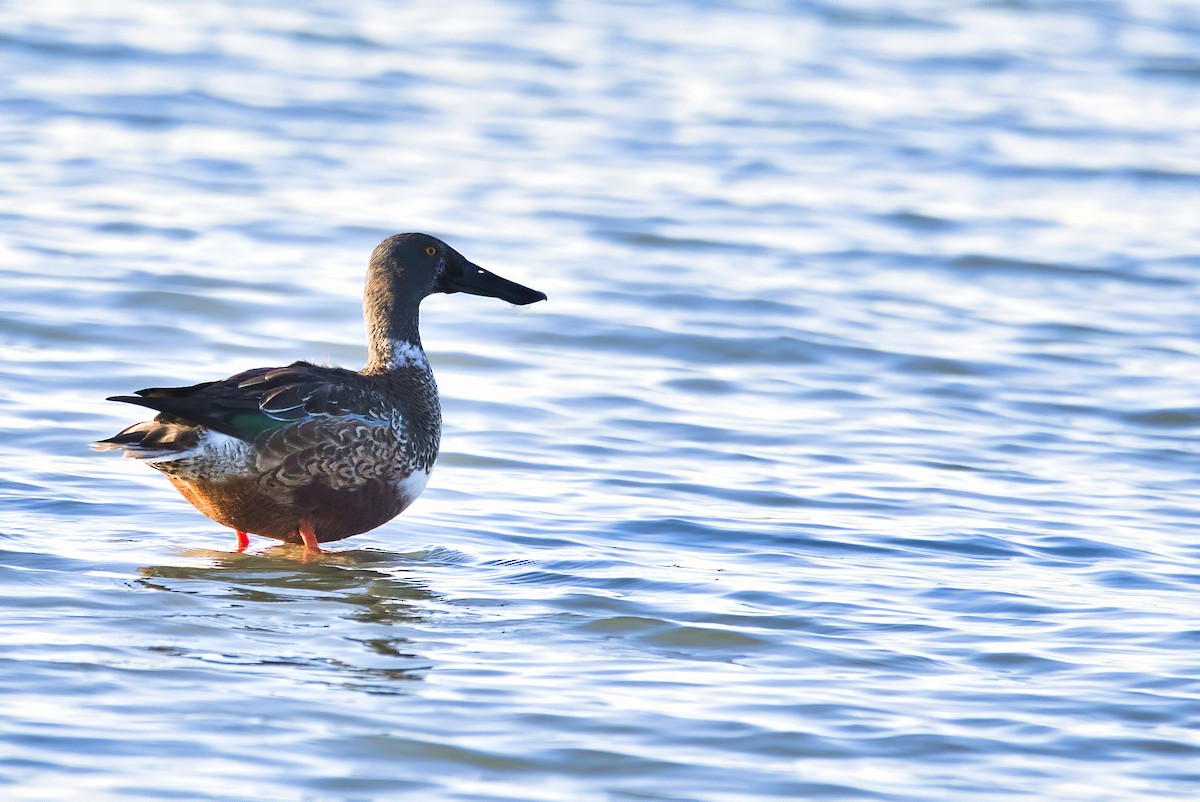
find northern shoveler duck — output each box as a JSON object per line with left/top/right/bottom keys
{"left": 94, "top": 233, "right": 546, "bottom": 553}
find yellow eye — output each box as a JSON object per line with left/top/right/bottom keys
{"left": 425, "top": 246, "right": 437, "bottom": 256}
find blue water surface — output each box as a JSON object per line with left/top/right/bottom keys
{"left": 3, "top": 1, "right": 1200, "bottom": 799}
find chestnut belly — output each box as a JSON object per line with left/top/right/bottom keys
{"left": 169, "top": 474, "right": 413, "bottom": 543}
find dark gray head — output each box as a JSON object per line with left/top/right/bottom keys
{"left": 367, "top": 233, "right": 547, "bottom": 307}
{"left": 363, "top": 234, "right": 546, "bottom": 369}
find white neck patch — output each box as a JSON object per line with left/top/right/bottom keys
{"left": 385, "top": 339, "right": 429, "bottom": 371}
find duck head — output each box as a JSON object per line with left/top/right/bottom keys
{"left": 363, "top": 234, "right": 546, "bottom": 369}
{"left": 368, "top": 233, "right": 547, "bottom": 308}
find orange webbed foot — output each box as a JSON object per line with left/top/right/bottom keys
{"left": 299, "top": 521, "right": 323, "bottom": 554}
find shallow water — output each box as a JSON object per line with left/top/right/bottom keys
{"left": 4, "top": 0, "right": 1200, "bottom": 799}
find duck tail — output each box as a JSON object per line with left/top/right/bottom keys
{"left": 92, "top": 420, "right": 202, "bottom": 462}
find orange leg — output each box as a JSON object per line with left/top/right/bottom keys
{"left": 298, "top": 521, "right": 323, "bottom": 554}
{"left": 235, "top": 530, "right": 250, "bottom": 552}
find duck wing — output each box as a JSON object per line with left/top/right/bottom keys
{"left": 104, "top": 361, "right": 393, "bottom": 443}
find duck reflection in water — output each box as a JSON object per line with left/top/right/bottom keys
{"left": 137, "top": 547, "right": 437, "bottom": 689}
